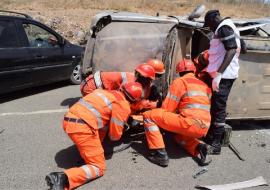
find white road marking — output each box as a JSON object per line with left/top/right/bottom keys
{"left": 251, "top": 123, "right": 270, "bottom": 136}
{"left": 259, "top": 129, "right": 270, "bottom": 136}
{"left": 0, "top": 109, "right": 68, "bottom": 117}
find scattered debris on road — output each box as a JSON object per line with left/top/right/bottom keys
{"left": 0, "top": 129, "right": 4, "bottom": 135}
{"left": 260, "top": 143, "right": 266, "bottom": 148}
{"left": 196, "top": 176, "right": 268, "bottom": 190}
{"left": 228, "top": 142, "right": 245, "bottom": 161}
{"left": 193, "top": 167, "right": 208, "bottom": 179}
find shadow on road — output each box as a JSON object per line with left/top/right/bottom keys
{"left": 131, "top": 132, "right": 189, "bottom": 160}
{"left": 61, "top": 97, "right": 81, "bottom": 108}
{"left": 55, "top": 133, "right": 190, "bottom": 169}
{"left": 55, "top": 141, "right": 125, "bottom": 169}
{"left": 55, "top": 145, "right": 84, "bottom": 169}
{"left": 227, "top": 120, "right": 270, "bottom": 131}
{"left": 0, "top": 81, "right": 70, "bottom": 103}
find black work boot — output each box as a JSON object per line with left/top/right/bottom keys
{"left": 45, "top": 172, "right": 69, "bottom": 190}
{"left": 195, "top": 143, "right": 212, "bottom": 166}
{"left": 205, "top": 124, "right": 225, "bottom": 155}
{"left": 148, "top": 148, "right": 169, "bottom": 167}
{"left": 207, "top": 133, "right": 223, "bottom": 155}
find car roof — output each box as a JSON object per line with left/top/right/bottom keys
{"left": 0, "top": 10, "right": 33, "bottom": 21}
{"left": 92, "top": 11, "right": 270, "bottom": 33}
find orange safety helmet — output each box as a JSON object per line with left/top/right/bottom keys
{"left": 121, "top": 82, "right": 143, "bottom": 102}
{"left": 176, "top": 58, "right": 196, "bottom": 73}
{"left": 198, "top": 50, "right": 209, "bottom": 66}
{"left": 135, "top": 64, "right": 155, "bottom": 80}
{"left": 194, "top": 50, "right": 209, "bottom": 74}
{"left": 146, "top": 59, "right": 165, "bottom": 74}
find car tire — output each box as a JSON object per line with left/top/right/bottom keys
{"left": 70, "top": 63, "right": 82, "bottom": 85}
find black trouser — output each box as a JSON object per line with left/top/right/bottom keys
{"left": 208, "top": 78, "right": 236, "bottom": 138}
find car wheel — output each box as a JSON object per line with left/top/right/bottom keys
{"left": 70, "top": 63, "right": 82, "bottom": 85}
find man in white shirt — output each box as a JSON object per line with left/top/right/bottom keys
{"left": 204, "top": 10, "right": 241, "bottom": 154}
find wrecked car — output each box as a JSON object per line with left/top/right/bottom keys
{"left": 81, "top": 8, "right": 270, "bottom": 120}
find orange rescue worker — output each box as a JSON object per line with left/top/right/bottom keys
{"left": 80, "top": 71, "right": 135, "bottom": 96}
{"left": 129, "top": 64, "right": 157, "bottom": 113}
{"left": 193, "top": 50, "right": 212, "bottom": 87}
{"left": 130, "top": 60, "right": 166, "bottom": 113}
{"left": 45, "top": 82, "right": 143, "bottom": 190}
{"left": 80, "top": 64, "right": 155, "bottom": 97}
{"left": 142, "top": 59, "right": 212, "bottom": 167}
{"left": 134, "top": 63, "right": 155, "bottom": 99}
{"left": 146, "top": 59, "right": 166, "bottom": 107}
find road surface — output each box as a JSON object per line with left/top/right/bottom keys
{"left": 0, "top": 83, "right": 269, "bottom": 190}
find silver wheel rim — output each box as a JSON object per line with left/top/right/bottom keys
{"left": 73, "top": 65, "right": 81, "bottom": 82}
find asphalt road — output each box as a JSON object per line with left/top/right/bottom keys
{"left": 0, "top": 83, "right": 270, "bottom": 190}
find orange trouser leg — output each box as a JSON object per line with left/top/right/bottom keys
{"left": 174, "top": 134, "right": 200, "bottom": 157}
{"left": 98, "top": 125, "right": 109, "bottom": 142}
{"left": 143, "top": 117, "right": 165, "bottom": 149}
{"left": 63, "top": 122, "right": 105, "bottom": 190}
{"left": 143, "top": 108, "right": 207, "bottom": 156}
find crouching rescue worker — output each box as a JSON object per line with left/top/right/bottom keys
{"left": 45, "top": 82, "right": 143, "bottom": 190}
{"left": 80, "top": 63, "right": 155, "bottom": 97}
{"left": 80, "top": 71, "right": 135, "bottom": 96}
{"left": 142, "top": 59, "right": 212, "bottom": 167}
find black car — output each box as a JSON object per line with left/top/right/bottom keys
{"left": 0, "top": 11, "right": 84, "bottom": 95}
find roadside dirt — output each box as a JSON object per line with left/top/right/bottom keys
{"left": 1, "top": 0, "right": 270, "bottom": 44}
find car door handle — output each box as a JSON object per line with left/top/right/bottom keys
{"left": 35, "top": 55, "right": 47, "bottom": 59}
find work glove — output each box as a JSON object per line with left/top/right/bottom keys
{"left": 212, "top": 72, "right": 222, "bottom": 92}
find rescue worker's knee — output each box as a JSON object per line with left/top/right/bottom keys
{"left": 97, "top": 167, "right": 105, "bottom": 177}
{"left": 84, "top": 153, "right": 106, "bottom": 172}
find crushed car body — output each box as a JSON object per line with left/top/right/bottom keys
{"left": 82, "top": 9, "right": 270, "bottom": 120}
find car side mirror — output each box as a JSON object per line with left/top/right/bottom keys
{"left": 188, "top": 4, "right": 206, "bottom": 21}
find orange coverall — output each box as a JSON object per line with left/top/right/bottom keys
{"left": 80, "top": 71, "right": 135, "bottom": 96}
{"left": 142, "top": 73, "right": 212, "bottom": 156}
{"left": 63, "top": 89, "right": 131, "bottom": 189}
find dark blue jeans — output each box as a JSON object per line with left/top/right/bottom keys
{"left": 209, "top": 78, "right": 235, "bottom": 136}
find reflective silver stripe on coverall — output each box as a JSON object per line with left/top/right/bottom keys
{"left": 94, "top": 71, "right": 103, "bottom": 88}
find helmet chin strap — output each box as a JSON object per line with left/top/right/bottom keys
{"left": 123, "top": 90, "right": 135, "bottom": 103}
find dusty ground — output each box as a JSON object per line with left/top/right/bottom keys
{"left": 1, "top": 0, "right": 270, "bottom": 44}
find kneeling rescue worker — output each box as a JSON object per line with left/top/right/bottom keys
{"left": 142, "top": 59, "right": 212, "bottom": 167}
{"left": 80, "top": 63, "right": 155, "bottom": 97}
{"left": 45, "top": 82, "right": 143, "bottom": 190}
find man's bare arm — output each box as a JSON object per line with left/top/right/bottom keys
{"left": 218, "top": 49, "right": 236, "bottom": 74}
